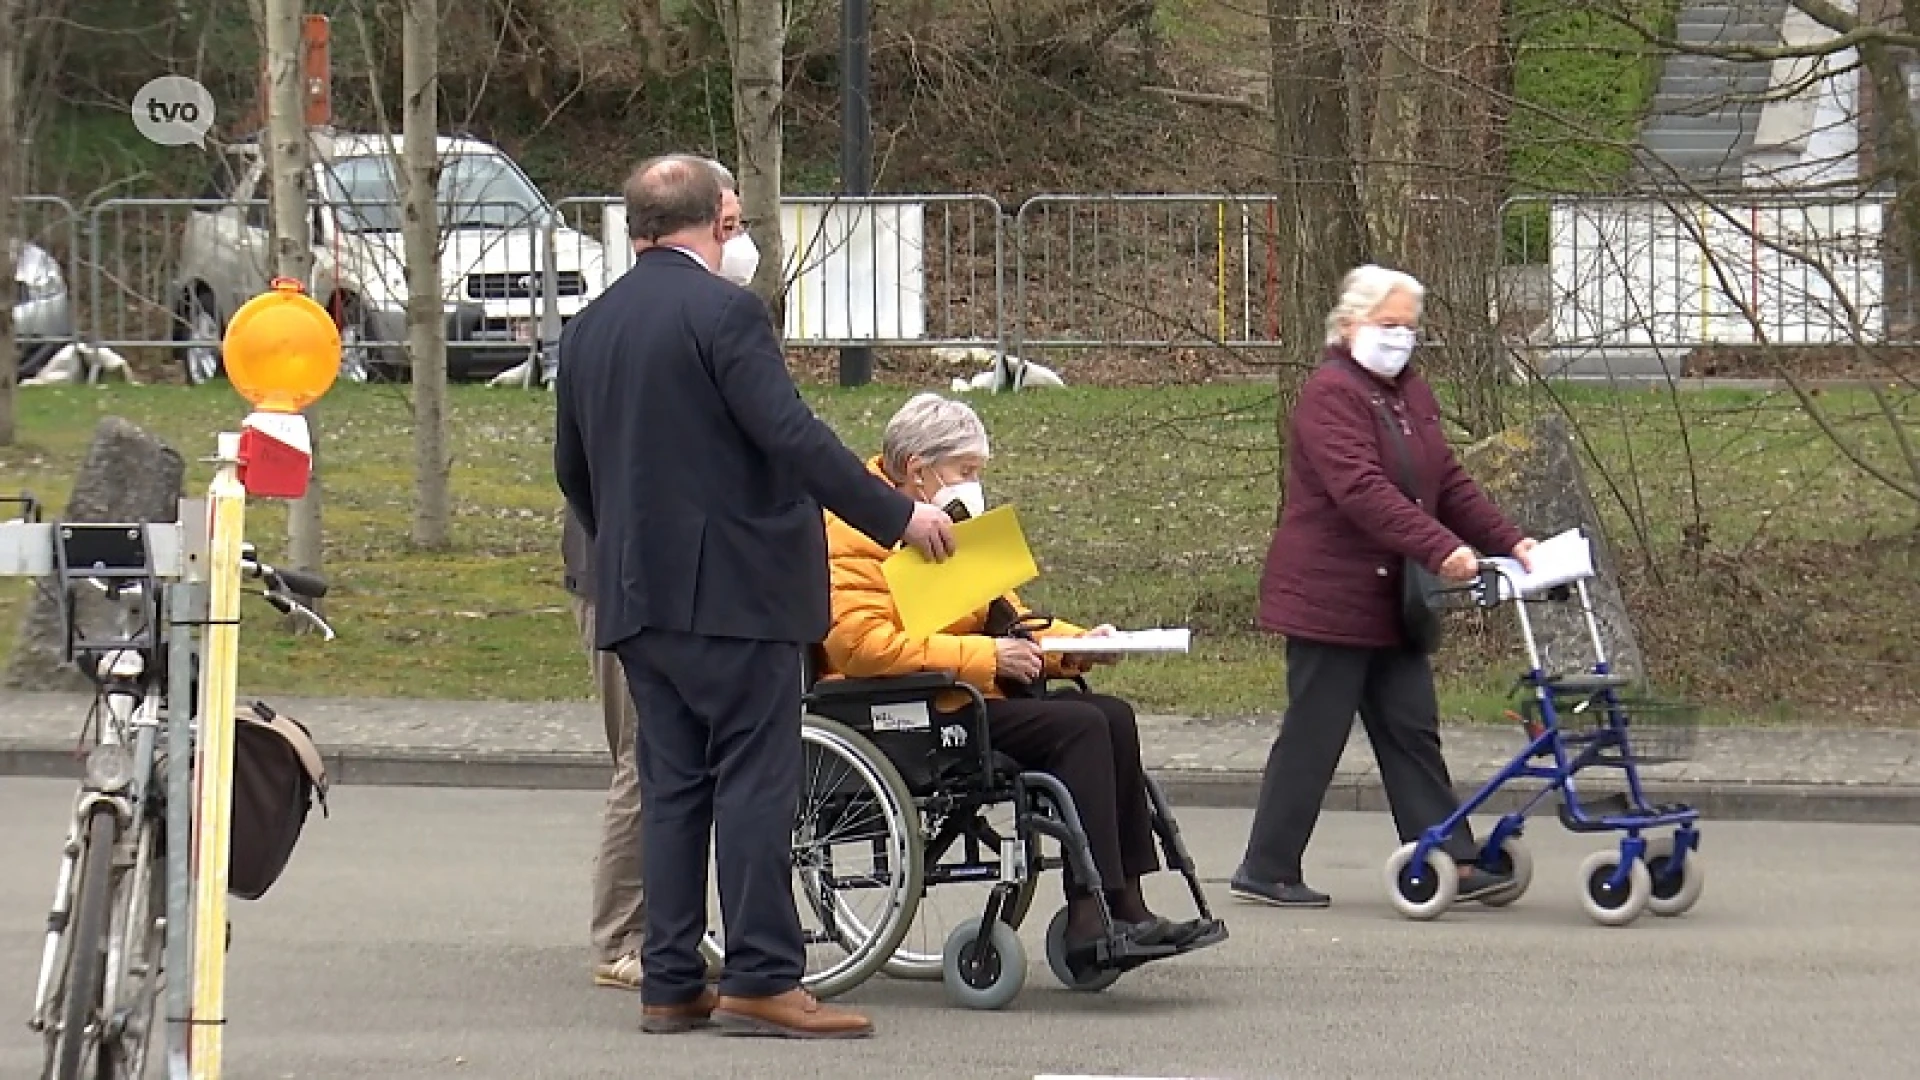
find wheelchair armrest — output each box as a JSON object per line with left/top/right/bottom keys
{"left": 807, "top": 670, "right": 959, "bottom": 702}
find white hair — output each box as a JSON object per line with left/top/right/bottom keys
{"left": 1324, "top": 264, "right": 1425, "bottom": 346}
{"left": 881, "top": 393, "right": 990, "bottom": 480}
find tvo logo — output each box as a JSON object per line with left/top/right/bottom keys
{"left": 132, "top": 76, "right": 217, "bottom": 148}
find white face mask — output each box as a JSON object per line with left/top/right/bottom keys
{"left": 931, "top": 480, "right": 985, "bottom": 521}
{"left": 719, "top": 233, "right": 760, "bottom": 286}
{"left": 1351, "top": 324, "right": 1417, "bottom": 379}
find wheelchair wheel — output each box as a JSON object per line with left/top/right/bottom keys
{"left": 940, "top": 917, "right": 1027, "bottom": 1011}
{"left": 1384, "top": 842, "right": 1458, "bottom": 921}
{"left": 884, "top": 800, "right": 1039, "bottom": 981}
{"left": 1043, "top": 906, "right": 1122, "bottom": 993}
{"left": 1641, "top": 834, "right": 1705, "bottom": 918}
{"left": 1474, "top": 835, "right": 1533, "bottom": 908}
{"left": 1576, "top": 848, "right": 1651, "bottom": 927}
{"left": 793, "top": 716, "right": 925, "bottom": 999}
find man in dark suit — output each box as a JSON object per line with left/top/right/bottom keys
{"left": 554, "top": 153, "right": 955, "bottom": 1039}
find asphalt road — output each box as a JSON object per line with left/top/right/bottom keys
{"left": 1, "top": 779, "right": 1915, "bottom": 1080}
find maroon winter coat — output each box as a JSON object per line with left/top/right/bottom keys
{"left": 1257, "top": 346, "right": 1524, "bottom": 649}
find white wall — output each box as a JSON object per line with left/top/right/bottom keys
{"left": 597, "top": 199, "right": 927, "bottom": 343}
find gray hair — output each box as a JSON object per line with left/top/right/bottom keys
{"left": 881, "top": 393, "right": 991, "bottom": 480}
{"left": 704, "top": 158, "right": 736, "bottom": 191}
{"left": 1324, "top": 264, "right": 1425, "bottom": 346}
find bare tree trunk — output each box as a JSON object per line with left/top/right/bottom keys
{"left": 404, "top": 0, "right": 450, "bottom": 549}
{"left": 1412, "top": 0, "right": 1507, "bottom": 436}
{"left": 719, "top": 0, "right": 786, "bottom": 321}
{"left": 0, "top": 0, "right": 21, "bottom": 447}
{"left": 623, "top": 0, "right": 668, "bottom": 75}
{"left": 262, "top": 0, "right": 325, "bottom": 580}
{"left": 1363, "top": 0, "right": 1430, "bottom": 261}
{"left": 1269, "top": 0, "right": 1366, "bottom": 459}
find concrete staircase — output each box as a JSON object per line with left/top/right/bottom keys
{"left": 1636, "top": 0, "right": 1790, "bottom": 188}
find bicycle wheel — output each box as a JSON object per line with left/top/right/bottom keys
{"left": 50, "top": 805, "right": 117, "bottom": 1080}
{"left": 99, "top": 821, "right": 165, "bottom": 1079}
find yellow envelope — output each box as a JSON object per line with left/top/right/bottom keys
{"left": 882, "top": 504, "right": 1040, "bottom": 638}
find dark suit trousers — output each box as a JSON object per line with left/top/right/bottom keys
{"left": 966, "top": 690, "right": 1160, "bottom": 893}
{"left": 615, "top": 629, "right": 804, "bottom": 1005}
{"left": 1240, "top": 639, "right": 1476, "bottom": 885}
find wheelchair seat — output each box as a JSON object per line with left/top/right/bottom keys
{"left": 801, "top": 646, "right": 1011, "bottom": 798}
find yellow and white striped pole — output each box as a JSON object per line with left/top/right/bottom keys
{"left": 189, "top": 432, "right": 247, "bottom": 1079}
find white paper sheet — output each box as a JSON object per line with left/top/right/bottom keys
{"left": 1038, "top": 628, "right": 1192, "bottom": 654}
{"left": 1481, "top": 527, "right": 1597, "bottom": 600}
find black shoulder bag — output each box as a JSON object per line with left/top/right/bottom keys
{"left": 1354, "top": 386, "right": 1449, "bottom": 656}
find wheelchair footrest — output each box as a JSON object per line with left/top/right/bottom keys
{"left": 1071, "top": 932, "right": 1178, "bottom": 974}
{"left": 1172, "top": 920, "right": 1229, "bottom": 954}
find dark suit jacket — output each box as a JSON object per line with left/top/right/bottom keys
{"left": 554, "top": 247, "right": 913, "bottom": 649}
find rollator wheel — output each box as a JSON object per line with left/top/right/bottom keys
{"left": 1383, "top": 842, "right": 1459, "bottom": 921}
{"left": 1043, "top": 906, "right": 1123, "bottom": 993}
{"left": 940, "top": 917, "right": 1027, "bottom": 1010}
{"left": 1576, "top": 848, "right": 1651, "bottom": 927}
{"left": 1641, "top": 834, "right": 1706, "bottom": 918}
{"left": 1475, "top": 835, "right": 1534, "bottom": 908}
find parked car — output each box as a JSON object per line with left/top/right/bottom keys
{"left": 170, "top": 131, "right": 607, "bottom": 385}
{"left": 12, "top": 239, "right": 76, "bottom": 379}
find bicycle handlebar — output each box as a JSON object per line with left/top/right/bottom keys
{"left": 238, "top": 548, "right": 335, "bottom": 640}
{"left": 270, "top": 566, "right": 329, "bottom": 600}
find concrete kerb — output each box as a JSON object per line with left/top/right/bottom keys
{"left": 5, "top": 740, "right": 1917, "bottom": 826}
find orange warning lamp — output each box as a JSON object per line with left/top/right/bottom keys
{"left": 221, "top": 278, "right": 340, "bottom": 500}
{"left": 222, "top": 277, "right": 342, "bottom": 414}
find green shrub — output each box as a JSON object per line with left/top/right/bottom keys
{"left": 1504, "top": 1, "right": 1679, "bottom": 263}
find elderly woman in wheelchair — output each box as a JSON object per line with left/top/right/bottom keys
{"left": 801, "top": 392, "right": 1225, "bottom": 1007}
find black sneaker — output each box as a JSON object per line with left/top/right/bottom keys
{"left": 1228, "top": 873, "right": 1330, "bottom": 908}
{"left": 1457, "top": 867, "right": 1515, "bottom": 903}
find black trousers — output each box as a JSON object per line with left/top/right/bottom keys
{"left": 1240, "top": 638, "right": 1475, "bottom": 885}
{"left": 615, "top": 629, "right": 804, "bottom": 1006}
{"left": 954, "top": 690, "right": 1160, "bottom": 893}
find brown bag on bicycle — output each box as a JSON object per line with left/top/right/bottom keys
{"left": 228, "top": 701, "right": 329, "bottom": 901}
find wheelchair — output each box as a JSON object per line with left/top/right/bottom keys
{"left": 781, "top": 645, "right": 1227, "bottom": 1010}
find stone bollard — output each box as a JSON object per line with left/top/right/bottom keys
{"left": 5, "top": 417, "right": 186, "bottom": 691}
{"left": 1457, "top": 411, "right": 1648, "bottom": 683}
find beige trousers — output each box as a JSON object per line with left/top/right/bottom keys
{"left": 573, "top": 595, "right": 645, "bottom": 961}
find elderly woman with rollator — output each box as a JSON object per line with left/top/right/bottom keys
{"left": 1231, "top": 264, "right": 1539, "bottom": 909}
{"left": 817, "top": 392, "right": 1211, "bottom": 956}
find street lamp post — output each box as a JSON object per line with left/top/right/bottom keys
{"left": 837, "top": 0, "right": 873, "bottom": 387}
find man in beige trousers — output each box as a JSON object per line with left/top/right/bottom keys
{"left": 566, "top": 158, "right": 757, "bottom": 990}
{"left": 565, "top": 509, "right": 649, "bottom": 989}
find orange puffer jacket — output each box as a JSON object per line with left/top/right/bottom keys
{"left": 820, "top": 457, "right": 1090, "bottom": 713}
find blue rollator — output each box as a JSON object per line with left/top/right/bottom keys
{"left": 1383, "top": 536, "right": 1706, "bottom": 927}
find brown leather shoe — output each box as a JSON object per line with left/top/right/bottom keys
{"left": 712, "top": 989, "right": 873, "bottom": 1039}
{"left": 640, "top": 988, "right": 718, "bottom": 1034}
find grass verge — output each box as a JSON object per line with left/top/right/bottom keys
{"left": 1, "top": 381, "right": 1914, "bottom": 724}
